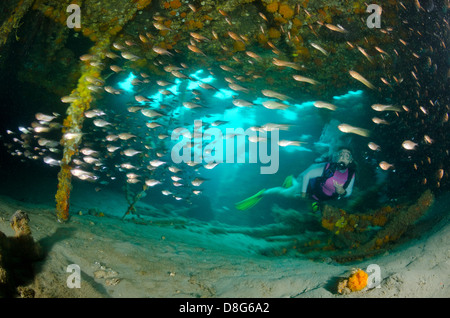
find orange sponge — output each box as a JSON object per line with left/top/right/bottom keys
{"left": 279, "top": 3, "right": 294, "bottom": 19}
{"left": 348, "top": 269, "right": 368, "bottom": 292}
{"left": 266, "top": 2, "right": 279, "bottom": 13}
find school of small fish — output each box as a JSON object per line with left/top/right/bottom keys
{"left": 2, "top": 0, "right": 448, "bottom": 202}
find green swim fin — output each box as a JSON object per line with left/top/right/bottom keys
{"left": 235, "top": 189, "right": 266, "bottom": 210}
{"left": 282, "top": 175, "right": 294, "bottom": 188}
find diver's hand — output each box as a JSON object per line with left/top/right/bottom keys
{"left": 333, "top": 180, "right": 346, "bottom": 195}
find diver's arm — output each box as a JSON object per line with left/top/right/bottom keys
{"left": 299, "top": 163, "right": 327, "bottom": 194}
{"left": 343, "top": 174, "right": 355, "bottom": 197}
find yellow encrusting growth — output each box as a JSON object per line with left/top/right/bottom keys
{"left": 55, "top": 37, "right": 110, "bottom": 222}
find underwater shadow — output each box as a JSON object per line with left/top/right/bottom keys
{"left": 79, "top": 270, "right": 111, "bottom": 298}
{"left": 0, "top": 228, "right": 74, "bottom": 298}
{"left": 34, "top": 227, "right": 110, "bottom": 297}
{"left": 37, "top": 226, "right": 78, "bottom": 254}
{"left": 323, "top": 276, "right": 343, "bottom": 294}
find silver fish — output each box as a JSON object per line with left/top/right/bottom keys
{"left": 310, "top": 42, "right": 329, "bottom": 56}
{"left": 338, "top": 123, "right": 370, "bottom": 137}
{"left": 118, "top": 133, "right": 137, "bottom": 140}
{"left": 293, "top": 75, "right": 319, "bottom": 85}
{"left": 141, "top": 109, "right": 164, "bottom": 118}
{"left": 121, "top": 52, "right": 140, "bottom": 60}
{"left": 313, "top": 101, "right": 337, "bottom": 111}
{"left": 261, "top": 90, "right": 291, "bottom": 101}
{"left": 106, "top": 145, "right": 121, "bottom": 153}
{"left": 145, "top": 179, "right": 162, "bottom": 187}
{"left": 85, "top": 109, "right": 106, "bottom": 118}
{"left": 35, "top": 113, "right": 57, "bottom": 122}
{"left": 183, "top": 102, "right": 203, "bottom": 109}
{"left": 93, "top": 119, "right": 112, "bottom": 127}
{"left": 123, "top": 149, "right": 142, "bottom": 157}
{"left": 232, "top": 99, "right": 254, "bottom": 107}
{"left": 371, "top": 104, "right": 402, "bottom": 112}
{"left": 262, "top": 100, "right": 289, "bottom": 110}
{"left": 228, "top": 83, "right": 249, "bottom": 93}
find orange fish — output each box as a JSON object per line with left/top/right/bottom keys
{"left": 272, "top": 58, "right": 303, "bottom": 70}
{"left": 227, "top": 31, "right": 243, "bottom": 42}
{"left": 338, "top": 123, "right": 370, "bottom": 137}
{"left": 187, "top": 44, "right": 207, "bottom": 57}
{"left": 293, "top": 75, "right": 319, "bottom": 85}
{"left": 153, "top": 22, "right": 172, "bottom": 31}
{"left": 349, "top": 70, "right": 375, "bottom": 89}
{"left": 379, "top": 161, "right": 394, "bottom": 170}
{"left": 324, "top": 24, "right": 348, "bottom": 33}
{"left": 246, "top": 51, "right": 262, "bottom": 60}
{"left": 152, "top": 46, "right": 173, "bottom": 56}
{"left": 259, "top": 12, "right": 268, "bottom": 22}
{"left": 190, "top": 32, "right": 210, "bottom": 42}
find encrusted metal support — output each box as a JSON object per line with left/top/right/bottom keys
{"left": 54, "top": 0, "right": 153, "bottom": 222}
{"left": 55, "top": 38, "right": 110, "bottom": 222}
{"left": 0, "top": 0, "right": 35, "bottom": 46}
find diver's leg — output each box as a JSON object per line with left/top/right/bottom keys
{"left": 264, "top": 178, "right": 300, "bottom": 198}
{"left": 235, "top": 176, "right": 301, "bottom": 210}
{"left": 306, "top": 179, "right": 323, "bottom": 213}
{"left": 263, "top": 186, "right": 284, "bottom": 195}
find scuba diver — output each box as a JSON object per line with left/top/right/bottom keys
{"left": 235, "top": 147, "right": 356, "bottom": 212}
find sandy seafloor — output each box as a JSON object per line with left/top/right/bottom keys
{"left": 0, "top": 178, "right": 449, "bottom": 300}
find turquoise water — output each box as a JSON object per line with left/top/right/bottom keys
{"left": 0, "top": 0, "right": 448, "bottom": 262}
